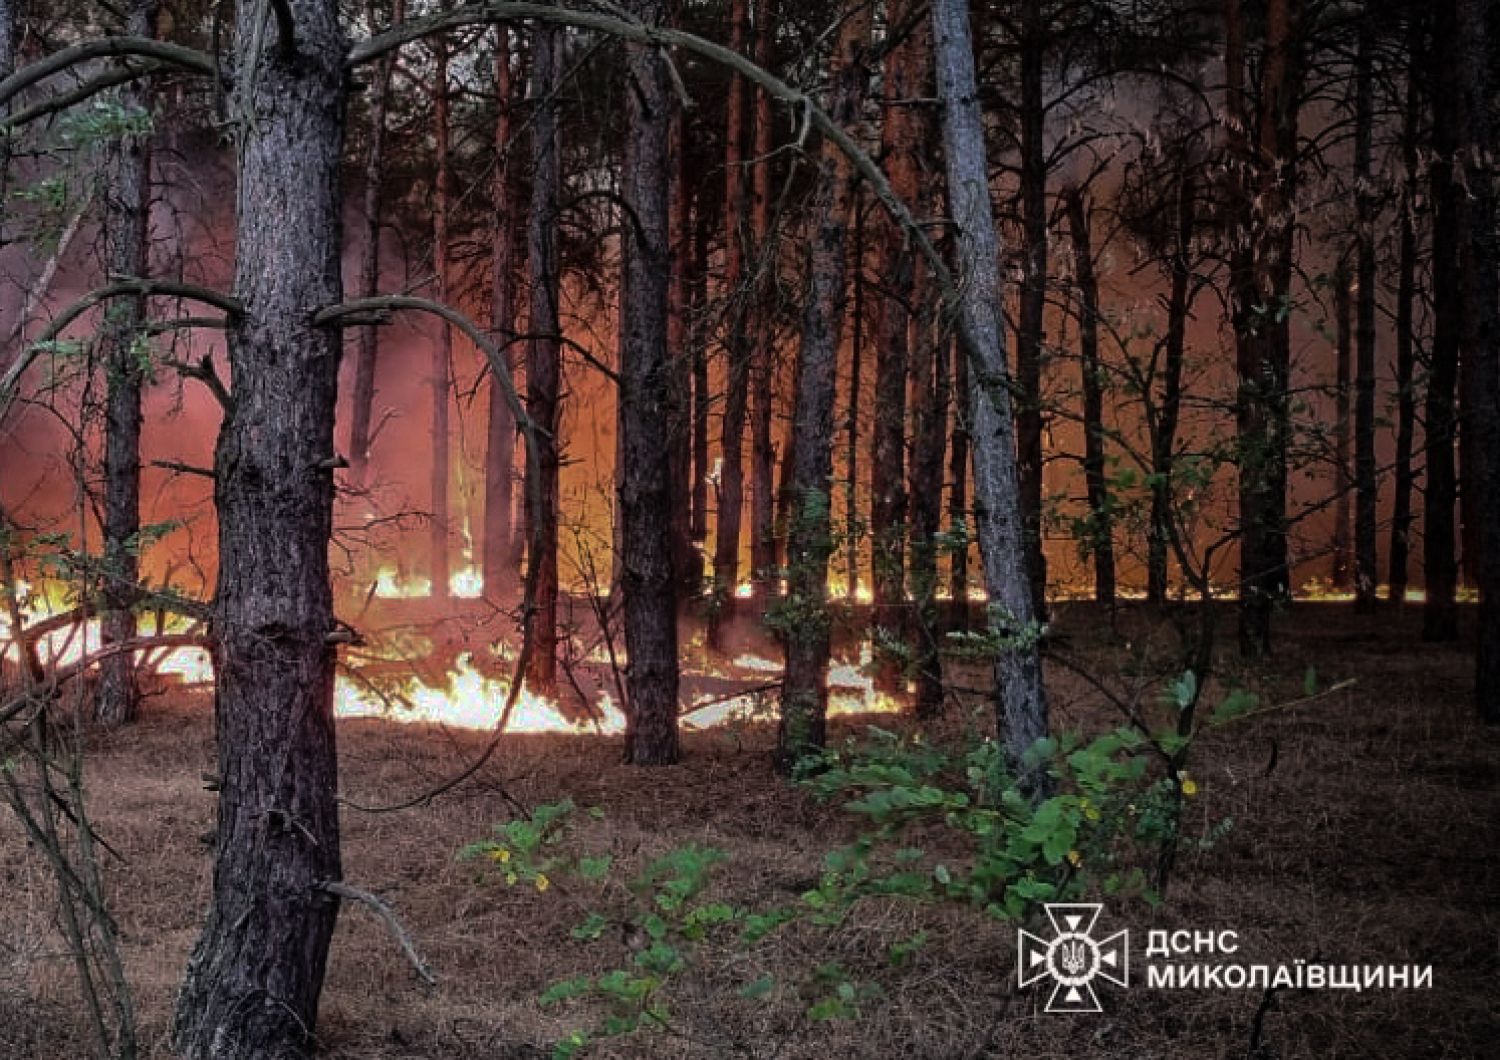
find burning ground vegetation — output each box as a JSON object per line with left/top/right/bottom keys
{"left": 1, "top": 601, "right": 1495, "bottom": 1059}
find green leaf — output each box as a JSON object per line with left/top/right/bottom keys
{"left": 738, "top": 974, "right": 775, "bottom": 1000}
{"left": 570, "top": 912, "right": 609, "bottom": 941}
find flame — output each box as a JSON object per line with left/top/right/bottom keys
{"left": 374, "top": 566, "right": 432, "bottom": 599}
{"left": 334, "top": 651, "right": 626, "bottom": 734}
{"left": 450, "top": 566, "right": 484, "bottom": 598}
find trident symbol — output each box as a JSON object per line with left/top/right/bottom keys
{"left": 1017, "top": 903, "right": 1130, "bottom": 1013}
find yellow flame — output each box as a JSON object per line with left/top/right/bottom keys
{"left": 374, "top": 567, "right": 432, "bottom": 599}
{"left": 450, "top": 566, "right": 484, "bottom": 599}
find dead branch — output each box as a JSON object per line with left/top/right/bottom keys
{"left": 315, "top": 880, "right": 436, "bottom": 985}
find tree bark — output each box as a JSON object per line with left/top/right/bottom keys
{"left": 484, "top": 24, "right": 518, "bottom": 599}
{"left": 96, "top": 0, "right": 157, "bottom": 729}
{"left": 748, "top": 0, "right": 778, "bottom": 606}
{"left": 776, "top": 0, "right": 871, "bottom": 771}
{"left": 1148, "top": 170, "right": 1194, "bottom": 605}
{"left": 844, "top": 202, "right": 864, "bottom": 600}
{"left": 1016, "top": 0, "right": 1048, "bottom": 617}
{"left": 691, "top": 197, "right": 712, "bottom": 552}
{"left": 429, "top": 31, "right": 453, "bottom": 600}
{"left": 933, "top": 0, "right": 1048, "bottom": 778}
{"left": 1390, "top": 24, "right": 1422, "bottom": 607}
{"left": 667, "top": 66, "right": 697, "bottom": 596}
{"left": 1352, "top": 9, "right": 1378, "bottom": 612}
{"left": 1063, "top": 186, "right": 1114, "bottom": 607}
{"left": 1454, "top": 0, "right": 1500, "bottom": 723}
{"left": 947, "top": 332, "right": 970, "bottom": 629}
{"left": 709, "top": 0, "right": 752, "bottom": 644}
{"left": 1424, "top": 0, "right": 1462, "bottom": 642}
{"left": 348, "top": 0, "right": 403, "bottom": 491}
{"left": 619, "top": 0, "right": 681, "bottom": 765}
{"left": 1331, "top": 258, "right": 1352, "bottom": 590}
{"left": 172, "top": 1, "right": 346, "bottom": 1054}
{"left": 526, "top": 25, "right": 562, "bottom": 691}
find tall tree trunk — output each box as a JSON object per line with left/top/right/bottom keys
{"left": 1352, "top": 10, "right": 1378, "bottom": 611}
{"left": 709, "top": 0, "right": 752, "bottom": 645}
{"left": 748, "top": 0, "right": 778, "bottom": 605}
{"left": 619, "top": 0, "right": 681, "bottom": 765}
{"left": 1331, "top": 257, "right": 1352, "bottom": 589}
{"left": 844, "top": 201, "right": 864, "bottom": 600}
{"left": 1390, "top": 25, "right": 1423, "bottom": 607}
{"left": 1456, "top": 0, "right": 1500, "bottom": 723}
{"left": 691, "top": 196, "right": 712, "bottom": 554}
{"left": 1148, "top": 170, "right": 1194, "bottom": 605}
{"left": 1016, "top": 0, "right": 1049, "bottom": 616}
{"left": 526, "top": 25, "right": 563, "bottom": 691}
{"left": 871, "top": 0, "right": 927, "bottom": 686}
{"left": 348, "top": 0, "right": 403, "bottom": 490}
{"left": 909, "top": 274, "right": 946, "bottom": 718}
{"left": 776, "top": 0, "right": 871, "bottom": 771}
{"left": 172, "top": 2, "right": 346, "bottom": 1054}
{"left": 96, "top": 0, "right": 157, "bottom": 729}
{"left": 947, "top": 332, "right": 970, "bottom": 629}
{"left": 933, "top": 0, "right": 1048, "bottom": 778}
{"left": 667, "top": 78, "right": 697, "bottom": 595}
{"left": 1424, "top": 0, "right": 1462, "bottom": 642}
{"left": 1229, "top": 0, "right": 1301, "bottom": 657}
{"left": 484, "top": 25, "right": 518, "bottom": 598}
{"left": 429, "top": 34, "right": 454, "bottom": 600}
{"left": 1063, "top": 186, "right": 1114, "bottom": 607}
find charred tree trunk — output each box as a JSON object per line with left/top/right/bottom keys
{"left": 933, "top": 0, "right": 1048, "bottom": 779}
{"left": 1352, "top": 11, "right": 1378, "bottom": 612}
{"left": 526, "top": 25, "right": 562, "bottom": 691}
{"left": 748, "top": 0, "right": 778, "bottom": 605}
{"left": 348, "top": 0, "right": 402, "bottom": 490}
{"left": 1424, "top": 0, "right": 1463, "bottom": 642}
{"left": 776, "top": 1, "right": 871, "bottom": 771}
{"left": 1390, "top": 25, "right": 1423, "bottom": 607}
{"left": 1017, "top": 0, "right": 1048, "bottom": 617}
{"left": 484, "top": 25, "right": 518, "bottom": 599}
{"left": 619, "top": 0, "right": 681, "bottom": 765}
{"left": 690, "top": 196, "right": 712, "bottom": 553}
{"left": 1456, "top": 0, "right": 1500, "bottom": 724}
{"left": 97, "top": 0, "right": 157, "bottom": 729}
{"left": 709, "top": 0, "right": 752, "bottom": 644}
{"left": 1063, "top": 186, "right": 1114, "bottom": 607}
{"left": 1148, "top": 171, "right": 1194, "bottom": 605}
{"left": 172, "top": 1, "right": 346, "bottom": 1054}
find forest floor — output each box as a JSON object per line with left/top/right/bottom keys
{"left": 2, "top": 603, "right": 1496, "bottom": 1059}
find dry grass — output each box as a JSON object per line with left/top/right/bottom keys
{"left": 2, "top": 603, "right": 1496, "bottom": 1059}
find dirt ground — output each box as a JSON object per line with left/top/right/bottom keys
{"left": 2, "top": 602, "right": 1496, "bottom": 1059}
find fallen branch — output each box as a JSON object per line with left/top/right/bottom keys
{"left": 316, "top": 880, "right": 436, "bottom": 986}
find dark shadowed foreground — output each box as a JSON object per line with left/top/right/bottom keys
{"left": 2, "top": 604, "right": 1495, "bottom": 1059}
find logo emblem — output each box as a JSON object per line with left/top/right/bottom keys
{"left": 1017, "top": 903, "right": 1129, "bottom": 1012}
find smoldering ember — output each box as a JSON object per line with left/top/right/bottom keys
{"left": 0, "top": 0, "right": 1495, "bottom": 1057}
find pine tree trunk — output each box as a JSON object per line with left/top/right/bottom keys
{"left": 1390, "top": 28, "right": 1422, "bottom": 607}
{"left": 1148, "top": 171, "right": 1193, "bottom": 605}
{"left": 1063, "top": 187, "right": 1114, "bottom": 607}
{"left": 947, "top": 334, "right": 970, "bottom": 629}
{"left": 348, "top": 0, "right": 402, "bottom": 491}
{"left": 1352, "top": 10, "right": 1378, "bottom": 612}
{"left": 97, "top": 0, "right": 157, "bottom": 729}
{"left": 172, "top": 3, "right": 346, "bottom": 1054}
{"left": 429, "top": 36, "right": 453, "bottom": 600}
{"left": 844, "top": 203, "right": 864, "bottom": 600}
{"left": 484, "top": 25, "right": 518, "bottom": 599}
{"left": 709, "top": 0, "right": 752, "bottom": 645}
{"left": 933, "top": 0, "right": 1048, "bottom": 779}
{"left": 667, "top": 87, "right": 697, "bottom": 595}
{"left": 1424, "top": 0, "right": 1462, "bottom": 642}
{"left": 526, "top": 26, "right": 563, "bottom": 691}
{"left": 776, "top": 0, "right": 871, "bottom": 771}
{"left": 1455, "top": 0, "right": 1500, "bottom": 725}
{"left": 1017, "top": 0, "right": 1048, "bottom": 617}
{"left": 748, "top": 0, "right": 778, "bottom": 606}
{"left": 691, "top": 197, "right": 712, "bottom": 552}
{"left": 619, "top": 0, "right": 682, "bottom": 765}
{"left": 1331, "top": 259, "right": 1352, "bottom": 590}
